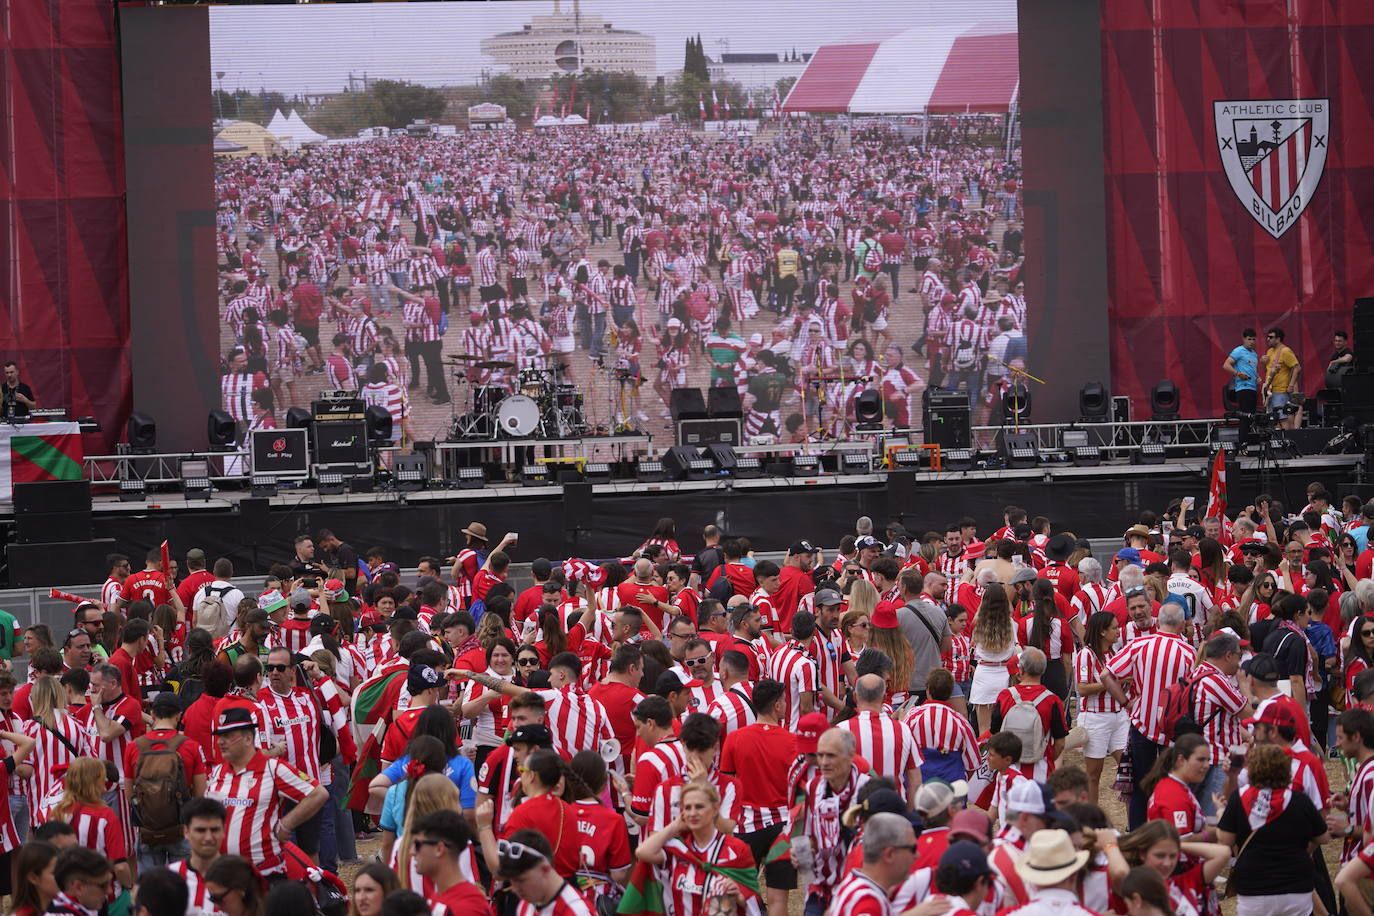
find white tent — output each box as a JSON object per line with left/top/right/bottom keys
{"left": 533, "top": 115, "right": 563, "bottom": 128}
{"left": 283, "top": 110, "right": 327, "bottom": 144}
{"left": 266, "top": 109, "right": 290, "bottom": 137}
{"left": 561, "top": 113, "right": 589, "bottom": 126}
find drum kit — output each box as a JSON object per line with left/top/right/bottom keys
{"left": 445, "top": 355, "right": 587, "bottom": 440}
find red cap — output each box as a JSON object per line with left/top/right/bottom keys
{"left": 795, "top": 712, "right": 830, "bottom": 754}
{"left": 1244, "top": 702, "right": 1298, "bottom": 730}
{"left": 871, "top": 605, "right": 899, "bottom": 629}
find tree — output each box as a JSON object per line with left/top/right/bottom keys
{"left": 668, "top": 72, "right": 712, "bottom": 122}
{"left": 370, "top": 79, "right": 448, "bottom": 128}
{"left": 775, "top": 76, "right": 798, "bottom": 102}
{"left": 683, "top": 34, "right": 710, "bottom": 82}
{"left": 486, "top": 74, "right": 536, "bottom": 121}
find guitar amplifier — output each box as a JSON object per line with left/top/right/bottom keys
{"left": 313, "top": 420, "right": 369, "bottom": 465}
{"left": 312, "top": 397, "right": 366, "bottom": 421}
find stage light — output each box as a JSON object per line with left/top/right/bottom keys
{"left": 585, "top": 462, "right": 612, "bottom": 482}
{"left": 365, "top": 405, "right": 393, "bottom": 444}
{"left": 1078, "top": 382, "right": 1110, "bottom": 422}
{"left": 792, "top": 454, "right": 820, "bottom": 477}
{"left": 892, "top": 449, "right": 922, "bottom": 469}
{"left": 1060, "top": 429, "right": 1090, "bottom": 449}
{"left": 733, "top": 456, "right": 763, "bottom": 478}
{"left": 636, "top": 459, "right": 666, "bottom": 483}
{"left": 119, "top": 478, "right": 146, "bottom": 502}
{"left": 1001, "top": 384, "right": 1031, "bottom": 424}
{"left": 1071, "top": 445, "right": 1101, "bottom": 467}
{"left": 1135, "top": 442, "right": 1166, "bottom": 465}
{"left": 687, "top": 457, "right": 715, "bottom": 480}
{"left": 457, "top": 466, "right": 486, "bottom": 489}
{"left": 251, "top": 474, "right": 278, "bottom": 498}
{"left": 944, "top": 448, "right": 976, "bottom": 471}
{"left": 180, "top": 458, "right": 212, "bottom": 500}
{"left": 286, "top": 407, "right": 314, "bottom": 430}
{"left": 394, "top": 455, "right": 427, "bottom": 492}
{"left": 1150, "top": 380, "right": 1180, "bottom": 421}
{"left": 841, "top": 451, "right": 871, "bottom": 474}
{"left": 1214, "top": 425, "right": 1241, "bottom": 453}
{"left": 206, "top": 410, "right": 237, "bottom": 449}
{"left": 855, "top": 389, "right": 884, "bottom": 427}
{"left": 316, "top": 470, "right": 346, "bottom": 496}
{"left": 127, "top": 412, "right": 157, "bottom": 452}
{"left": 521, "top": 464, "right": 549, "bottom": 486}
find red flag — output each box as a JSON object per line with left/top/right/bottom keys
{"left": 1205, "top": 449, "right": 1227, "bottom": 519}
{"left": 699, "top": 93, "right": 706, "bottom": 120}
{"left": 533, "top": 103, "right": 541, "bottom": 122}
{"left": 723, "top": 95, "right": 731, "bottom": 119}
{"left": 711, "top": 88, "right": 720, "bottom": 120}
{"left": 160, "top": 539, "right": 171, "bottom": 576}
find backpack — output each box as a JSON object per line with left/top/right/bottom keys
{"left": 131, "top": 735, "right": 191, "bottom": 845}
{"left": 950, "top": 324, "right": 979, "bottom": 371}
{"left": 194, "top": 584, "right": 234, "bottom": 640}
{"left": 862, "top": 243, "right": 883, "bottom": 273}
{"left": 1002, "top": 688, "right": 1051, "bottom": 765}
{"left": 1158, "top": 669, "right": 1218, "bottom": 741}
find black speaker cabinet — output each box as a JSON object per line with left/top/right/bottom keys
{"left": 922, "top": 391, "right": 971, "bottom": 451}
{"left": 562, "top": 482, "right": 593, "bottom": 532}
{"left": 668, "top": 387, "right": 708, "bottom": 422}
{"left": 661, "top": 446, "right": 704, "bottom": 480}
{"left": 707, "top": 386, "right": 743, "bottom": 419}
{"left": 1354, "top": 297, "right": 1374, "bottom": 363}
{"left": 239, "top": 497, "right": 271, "bottom": 535}
{"left": 7, "top": 538, "right": 116, "bottom": 588}
{"left": 886, "top": 470, "right": 917, "bottom": 515}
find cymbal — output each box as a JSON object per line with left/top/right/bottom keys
{"left": 445, "top": 354, "right": 485, "bottom": 362}
{"left": 472, "top": 360, "right": 515, "bottom": 370}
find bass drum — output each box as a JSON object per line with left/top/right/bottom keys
{"left": 496, "top": 395, "right": 541, "bottom": 437}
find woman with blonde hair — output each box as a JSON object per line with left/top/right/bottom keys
{"left": 867, "top": 604, "right": 914, "bottom": 703}
{"left": 635, "top": 781, "right": 757, "bottom": 916}
{"left": 969, "top": 584, "right": 1018, "bottom": 734}
{"left": 47, "top": 756, "right": 134, "bottom": 892}
{"left": 842, "top": 578, "right": 878, "bottom": 656}
{"left": 24, "top": 674, "right": 88, "bottom": 831}
{"left": 393, "top": 772, "right": 476, "bottom": 896}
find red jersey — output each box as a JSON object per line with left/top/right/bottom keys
{"left": 122, "top": 728, "right": 206, "bottom": 788}
{"left": 204, "top": 751, "right": 317, "bottom": 874}
{"left": 504, "top": 794, "right": 581, "bottom": 878}
{"left": 719, "top": 721, "right": 796, "bottom": 832}
{"left": 616, "top": 580, "right": 670, "bottom": 634}
{"left": 121, "top": 570, "right": 174, "bottom": 608}
{"left": 429, "top": 880, "right": 491, "bottom": 916}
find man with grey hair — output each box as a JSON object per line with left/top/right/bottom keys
{"left": 1071, "top": 556, "right": 1111, "bottom": 625}
{"left": 842, "top": 674, "right": 922, "bottom": 804}
{"left": 990, "top": 647, "right": 1068, "bottom": 779}
{"left": 856, "top": 515, "right": 875, "bottom": 538}
{"left": 791, "top": 727, "right": 869, "bottom": 913}
{"left": 828, "top": 812, "right": 918, "bottom": 913}
{"left": 1101, "top": 593, "right": 1197, "bottom": 828}
{"left": 1101, "top": 564, "right": 1158, "bottom": 629}
{"left": 1189, "top": 631, "right": 1251, "bottom": 816}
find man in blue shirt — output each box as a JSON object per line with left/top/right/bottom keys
{"left": 1223, "top": 327, "right": 1259, "bottom": 439}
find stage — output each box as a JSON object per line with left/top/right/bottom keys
{"left": 10, "top": 452, "right": 1357, "bottom": 583}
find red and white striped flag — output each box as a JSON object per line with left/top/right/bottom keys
{"left": 562, "top": 558, "right": 607, "bottom": 588}
{"left": 723, "top": 95, "right": 731, "bottom": 119}
{"left": 699, "top": 93, "right": 707, "bottom": 120}
{"left": 533, "top": 103, "right": 541, "bottom": 122}
{"left": 711, "top": 89, "right": 720, "bottom": 120}
{"left": 1205, "top": 448, "right": 1227, "bottom": 519}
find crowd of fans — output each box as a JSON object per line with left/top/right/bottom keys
{"left": 214, "top": 121, "right": 1025, "bottom": 447}
{"left": 5, "top": 481, "right": 1374, "bottom": 914}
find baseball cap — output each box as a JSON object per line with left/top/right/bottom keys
{"left": 289, "top": 588, "right": 313, "bottom": 610}
{"left": 855, "top": 535, "right": 883, "bottom": 551}
{"left": 1185, "top": 524, "right": 1206, "bottom": 540}
{"left": 813, "top": 587, "right": 843, "bottom": 607}
{"left": 915, "top": 781, "right": 956, "bottom": 818}
{"left": 842, "top": 787, "right": 918, "bottom": 829}
{"left": 788, "top": 539, "right": 816, "bottom": 556}
{"left": 947, "top": 809, "right": 993, "bottom": 843}
{"left": 1010, "top": 567, "right": 1037, "bottom": 585}
{"left": 507, "top": 724, "right": 553, "bottom": 748}
{"left": 1005, "top": 779, "right": 1049, "bottom": 816}
{"left": 1216, "top": 626, "right": 1250, "bottom": 648}
{"left": 1114, "top": 547, "right": 1144, "bottom": 567}
{"left": 258, "top": 590, "right": 288, "bottom": 615}
{"left": 939, "top": 841, "right": 993, "bottom": 880}
{"left": 1244, "top": 701, "right": 1298, "bottom": 730}
{"left": 1241, "top": 653, "right": 1280, "bottom": 684}
{"left": 407, "top": 663, "right": 441, "bottom": 696}
{"left": 795, "top": 712, "right": 829, "bottom": 754}
{"left": 212, "top": 706, "right": 257, "bottom": 735}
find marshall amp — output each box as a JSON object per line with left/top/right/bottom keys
{"left": 313, "top": 420, "right": 369, "bottom": 466}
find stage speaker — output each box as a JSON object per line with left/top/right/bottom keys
{"left": 661, "top": 446, "right": 703, "bottom": 480}
{"left": 1000, "top": 431, "right": 1040, "bottom": 469}
{"left": 1344, "top": 369, "right": 1374, "bottom": 425}
{"left": 886, "top": 470, "right": 917, "bottom": 515}
{"left": 562, "top": 482, "right": 593, "bottom": 533}
{"left": 14, "top": 481, "right": 92, "bottom": 544}
{"left": 285, "top": 407, "right": 314, "bottom": 430}
{"left": 669, "top": 388, "right": 708, "bottom": 422}
{"left": 1354, "top": 297, "right": 1374, "bottom": 363}
{"left": 705, "top": 443, "right": 738, "bottom": 473}
{"left": 707, "top": 386, "right": 743, "bottom": 419}
{"left": 922, "top": 389, "right": 971, "bottom": 450}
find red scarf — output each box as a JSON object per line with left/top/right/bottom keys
{"left": 1240, "top": 784, "right": 1290, "bottom": 830}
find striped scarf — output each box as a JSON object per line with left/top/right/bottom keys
{"left": 562, "top": 557, "right": 607, "bottom": 588}
{"left": 1240, "top": 784, "right": 1291, "bottom": 830}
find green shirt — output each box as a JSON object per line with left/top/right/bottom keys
{"left": 0, "top": 609, "right": 16, "bottom": 660}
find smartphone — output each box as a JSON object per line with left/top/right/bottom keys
{"left": 302, "top": 577, "right": 319, "bottom": 588}
{"left": 510, "top": 532, "right": 520, "bottom": 543}
{"left": 1183, "top": 496, "right": 1195, "bottom": 510}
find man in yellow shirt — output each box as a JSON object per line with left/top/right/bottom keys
{"left": 775, "top": 241, "right": 800, "bottom": 315}
{"left": 1261, "top": 326, "right": 1302, "bottom": 429}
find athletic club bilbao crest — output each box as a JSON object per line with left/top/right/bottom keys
{"left": 1214, "top": 99, "right": 1329, "bottom": 239}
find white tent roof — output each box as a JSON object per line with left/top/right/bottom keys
{"left": 847, "top": 29, "right": 957, "bottom": 114}
{"left": 533, "top": 115, "right": 563, "bottom": 128}
{"left": 266, "top": 109, "right": 289, "bottom": 136}
{"left": 283, "top": 110, "right": 327, "bottom": 143}
{"left": 561, "top": 114, "right": 588, "bottom": 125}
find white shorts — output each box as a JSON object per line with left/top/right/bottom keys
{"left": 1079, "top": 710, "right": 1128, "bottom": 759}
{"left": 1236, "top": 893, "right": 1311, "bottom": 916}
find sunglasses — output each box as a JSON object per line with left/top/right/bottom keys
{"left": 853, "top": 621, "right": 871, "bottom": 629}
{"left": 517, "top": 657, "right": 540, "bottom": 667}
{"left": 208, "top": 889, "right": 236, "bottom": 905}
{"left": 411, "top": 838, "right": 444, "bottom": 850}
{"left": 265, "top": 664, "right": 291, "bottom": 673}
{"left": 498, "top": 838, "right": 548, "bottom": 865}
{"left": 683, "top": 656, "right": 710, "bottom": 667}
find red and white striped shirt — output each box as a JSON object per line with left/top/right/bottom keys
{"left": 85, "top": 694, "right": 145, "bottom": 779}
{"left": 476, "top": 246, "right": 500, "bottom": 287}
{"left": 767, "top": 641, "right": 818, "bottom": 729}
{"left": 705, "top": 685, "right": 756, "bottom": 738}
{"left": 1071, "top": 583, "right": 1112, "bottom": 626}
{"left": 515, "top": 881, "right": 595, "bottom": 916}
{"left": 256, "top": 686, "right": 323, "bottom": 783}
{"left": 829, "top": 870, "right": 892, "bottom": 916}
{"left": 101, "top": 577, "right": 123, "bottom": 608}
{"left": 170, "top": 859, "right": 217, "bottom": 916}
{"left": 361, "top": 381, "right": 407, "bottom": 430}
{"left": 205, "top": 751, "right": 317, "bottom": 874}
{"left": 942, "top": 633, "right": 973, "bottom": 682}
{"left": 537, "top": 685, "right": 613, "bottom": 758}
{"left": 1074, "top": 648, "right": 1123, "bottom": 714}
{"left": 221, "top": 371, "right": 267, "bottom": 423}
{"left": 629, "top": 739, "right": 688, "bottom": 818}
{"left": 1191, "top": 662, "right": 1248, "bottom": 766}
{"left": 23, "top": 711, "right": 90, "bottom": 824}
{"left": 59, "top": 801, "right": 126, "bottom": 865}
{"left": 904, "top": 700, "right": 980, "bottom": 776}
{"left": 841, "top": 710, "right": 922, "bottom": 795}
{"left": 936, "top": 549, "right": 970, "bottom": 580}
{"left": 1102, "top": 632, "right": 1196, "bottom": 744}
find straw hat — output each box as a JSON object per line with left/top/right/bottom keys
{"left": 1014, "top": 829, "right": 1090, "bottom": 888}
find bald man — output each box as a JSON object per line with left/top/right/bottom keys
{"left": 618, "top": 557, "right": 670, "bottom": 634}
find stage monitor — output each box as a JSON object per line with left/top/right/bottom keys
{"left": 250, "top": 428, "right": 310, "bottom": 478}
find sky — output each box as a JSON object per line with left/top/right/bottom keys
{"left": 209, "top": 0, "right": 1016, "bottom": 96}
